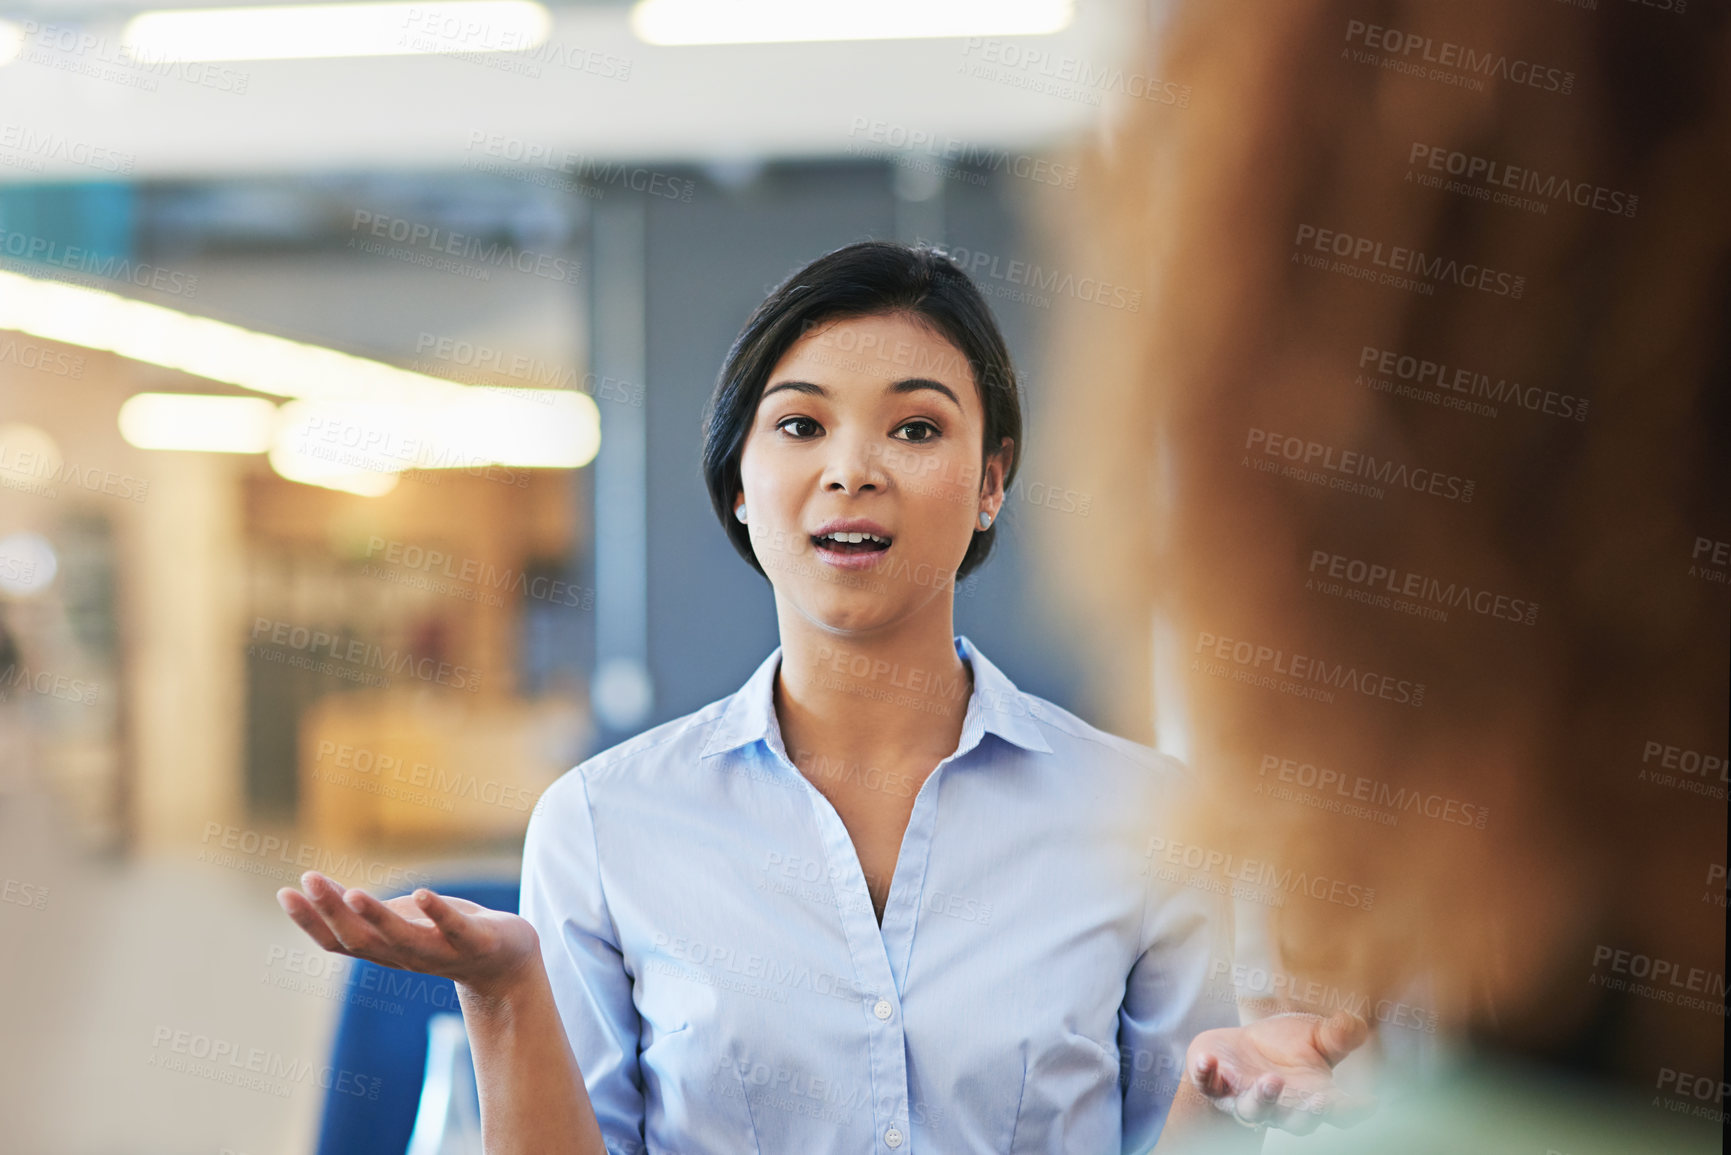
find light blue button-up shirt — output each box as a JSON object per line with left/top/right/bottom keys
{"left": 521, "top": 635, "right": 1235, "bottom": 1154}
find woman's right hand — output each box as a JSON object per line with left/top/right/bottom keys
{"left": 277, "top": 871, "right": 540, "bottom": 1001}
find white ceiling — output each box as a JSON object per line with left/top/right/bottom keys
{"left": 0, "top": 1, "right": 1148, "bottom": 181}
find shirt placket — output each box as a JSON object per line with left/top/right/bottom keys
{"left": 762, "top": 703, "right": 986, "bottom": 1153}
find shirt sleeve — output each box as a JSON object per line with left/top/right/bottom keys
{"left": 520, "top": 766, "right": 647, "bottom": 1155}
{"left": 1117, "top": 867, "right": 1239, "bottom": 1154}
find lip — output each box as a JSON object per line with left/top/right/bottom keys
{"left": 810, "top": 517, "right": 894, "bottom": 571}
{"left": 811, "top": 518, "right": 893, "bottom": 539}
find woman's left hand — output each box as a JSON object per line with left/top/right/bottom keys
{"left": 1184, "top": 1010, "right": 1376, "bottom": 1135}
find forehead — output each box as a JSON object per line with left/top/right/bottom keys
{"left": 774, "top": 312, "right": 977, "bottom": 396}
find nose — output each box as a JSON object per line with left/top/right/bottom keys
{"left": 821, "top": 433, "right": 887, "bottom": 495}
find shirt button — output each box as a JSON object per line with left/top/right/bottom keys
{"left": 884, "top": 1126, "right": 904, "bottom": 1148}
{"left": 873, "top": 999, "right": 893, "bottom": 1021}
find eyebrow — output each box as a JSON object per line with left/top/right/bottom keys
{"left": 761, "top": 377, "right": 963, "bottom": 409}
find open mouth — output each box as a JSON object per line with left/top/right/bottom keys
{"left": 811, "top": 531, "right": 892, "bottom": 556}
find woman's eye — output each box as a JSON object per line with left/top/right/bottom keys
{"left": 894, "top": 420, "right": 940, "bottom": 443}
{"left": 776, "top": 416, "right": 821, "bottom": 439}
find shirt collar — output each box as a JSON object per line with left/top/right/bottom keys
{"left": 698, "top": 634, "right": 1053, "bottom": 761}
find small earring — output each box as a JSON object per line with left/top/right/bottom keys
{"left": 977, "top": 511, "right": 993, "bottom": 530}
{"left": 735, "top": 504, "right": 748, "bottom": 524}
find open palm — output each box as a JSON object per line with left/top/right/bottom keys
{"left": 1187, "top": 1011, "right": 1375, "bottom": 1134}
{"left": 277, "top": 871, "right": 539, "bottom": 999}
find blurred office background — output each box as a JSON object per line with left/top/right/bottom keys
{"left": 2, "top": 0, "right": 1725, "bottom": 1152}
{"left": 0, "top": 2, "right": 1139, "bottom": 1150}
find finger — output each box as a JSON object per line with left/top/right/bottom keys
{"left": 1276, "top": 1083, "right": 1336, "bottom": 1135}
{"left": 276, "top": 887, "right": 350, "bottom": 956}
{"left": 300, "top": 870, "right": 344, "bottom": 904}
{"left": 1313, "top": 1010, "right": 1369, "bottom": 1067}
{"left": 422, "top": 892, "right": 484, "bottom": 918}
{"left": 1189, "top": 1051, "right": 1230, "bottom": 1099}
{"left": 1234, "top": 1072, "right": 1284, "bottom": 1125}
{"left": 343, "top": 887, "right": 423, "bottom": 938}
{"left": 413, "top": 888, "right": 474, "bottom": 948}
{"left": 303, "top": 873, "right": 386, "bottom": 954}
{"left": 1277, "top": 1093, "right": 1326, "bottom": 1137}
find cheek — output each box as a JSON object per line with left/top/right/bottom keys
{"left": 739, "top": 442, "right": 795, "bottom": 506}
{"left": 753, "top": 469, "right": 810, "bottom": 520}
{"left": 901, "top": 466, "right": 979, "bottom": 547}
{"left": 910, "top": 450, "right": 981, "bottom": 510}
{"left": 739, "top": 450, "right": 817, "bottom": 561}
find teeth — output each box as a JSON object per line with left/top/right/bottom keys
{"left": 821, "top": 531, "right": 887, "bottom": 545}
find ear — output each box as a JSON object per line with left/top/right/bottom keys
{"left": 980, "top": 436, "right": 1015, "bottom": 513}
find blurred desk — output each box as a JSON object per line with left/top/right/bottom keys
{"left": 299, "top": 689, "right": 585, "bottom": 847}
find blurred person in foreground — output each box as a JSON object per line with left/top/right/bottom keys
{"left": 1039, "top": 0, "right": 1728, "bottom": 1152}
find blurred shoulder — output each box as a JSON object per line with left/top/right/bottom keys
{"left": 531, "top": 693, "right": 735, "bottom": 817}
{"left": 1021, "top": 691, "right": 1195, "bottom": 790}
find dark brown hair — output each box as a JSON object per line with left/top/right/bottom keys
{"left": 700, "top": 240, "right": 1023, "bottom": 581}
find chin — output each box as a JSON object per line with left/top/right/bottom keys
{"left": 793, "top": 583, "right": 908, "bottom": 631}
{"left": 805, "top": 599, "right": 899, "bottom": 634}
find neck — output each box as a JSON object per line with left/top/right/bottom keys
{"left": 771, "top": 596, "right": 973, "bottom": 773}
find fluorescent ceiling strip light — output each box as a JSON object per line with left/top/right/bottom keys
{"left": 1, "top": 268, "right": 599, "bottom": 481}
{"left": 267, "top": 437, "right": 402, "bottom": 496}
{"left": 119, "top": 392, "right": 278, "bottom": 452}
{"left": 0, "top": 20, "right": 24, "bottom": 66}
{"left": 274, "top": 393, "right": 600, "bottom": 473}
{"left": 631, "top": 0, "right": 1073, "bottom": 46}
{"left": 121, "top": 0, "right": 550, "bottom": 63}
{"left": 0, "top": 267, "right": 469, "bottom": 406}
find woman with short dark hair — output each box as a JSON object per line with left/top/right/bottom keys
{"left": 277, "top": 240, "right": 1367, "bottom": 1154}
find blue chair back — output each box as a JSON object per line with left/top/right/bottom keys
{"left": 313, "top": 879, "right": 519, "bottom": 1155}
